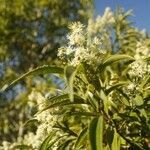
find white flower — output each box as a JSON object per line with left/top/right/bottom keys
{"left": 127, "top": 83, "right": 136, "bottom": 91}
{"left": 135, "top": 42, "right": 150, "bottom": 60}
{"left": 128, "top": 60, "right": 149, "bottom": 78}
{"left": 28, "top": 90, "right": 46, "bottom": 110}
{"left": 67, "top": 22, "right": 85, "bottom": 46}
{"left": 68, "top": 22, "right": 85, "bottom": 32}
{"left": 1, "top": 141, "right": 10, "bottom": 150}
{"left": 57, "top": 8, "right": 114, "bottom": 67}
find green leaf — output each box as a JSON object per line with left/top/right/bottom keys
{"left": 74, "top": 127, "right": 88, "bottom": 149}
{"left": 100, "top": 90, "right": 117, "bottom": 113}
{"left": 139, "top": 75, "right": 150, "bottom": 89}
{"left": 106, "top": 127, "right": 114, "bottom": 149}
{"left": 23, "top": 118, "right": 38, "bottom": 127}
{"left": 140, "top": 109, "right": 148, "bottom": 121}
{"left": 133, "top": 95, "right": 143, "bottom": 106}
{"left": 102, "top": 54, "right": 134, "bottom": 68}
{"left": 68, "top": 111, "right": 98, "bottom": 117}
{"left": 99, "top": 90, "right": 109, "bottom": 114}
{"left": 39, "top": 131, "right": 56, "bottom": 150}
{"left": 89, "top": 116, "right": 104, "bottom": 150}
{"left": 1, "top": 65, "right": 64, "bottom": 91}
{"left": 112, "top": 129, "right": 120, "bottom": 150}
{"left": 96, "top": 116, "right": 104, "bottom": 150}
{"left": 65, "top": 66, "right": 77, "bottom": 102}
{"left": 47, "top": 94, "right": 69, "bottom": 103}
{"left": 89, "top": 117, "right": 97, "bottom": 150}
{"left": 40, "top": 94, "right": 87, "bottom": 112}
{"left": 106, "top": 82, "right": 127, "bottom": 94}
{"left": 47, "top": 135, "right": 68, "bottom": 149}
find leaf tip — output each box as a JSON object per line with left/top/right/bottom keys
{"left": 1, "top": 84, "right": 8, "bottom": 92}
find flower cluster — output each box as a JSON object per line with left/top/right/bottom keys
{"left": 26, "top": 90, "right": 60, "bottom": 149}
{"left": 87, "top": 7, "right": 115, "bottom": 34}
{"left": 128, "top": 60, "right": 148, "bottom": 78}
{"left": 135, "top": 42, "right": 150, "bottom": 60}
{"left": 128, "top": 42, "right": 150, "bottom": 78}
{"left": 58, "top": 7, "right": 114, "bottom": 67}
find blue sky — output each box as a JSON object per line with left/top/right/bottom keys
{"left": 94, "top": 0, "right": 150, "bottom": 33}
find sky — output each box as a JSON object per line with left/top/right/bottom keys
{"left": 94, "top": 0, "right": 150, "bottom": 33}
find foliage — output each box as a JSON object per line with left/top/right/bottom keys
{"left": 1, "top": 7, "right": 150, "bottom": 150}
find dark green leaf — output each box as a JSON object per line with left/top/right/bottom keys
{"left": 40, "top": 94, "right": 87, "bottom": 112}
{"left": 106, "top": 127, "right": 114, "bottom": 149}
{"left": 74, "top": 127, "right": 88, "bottom": 149}
{"left": 106, "top": 82, "right": 127, "bottom": 94}
{"left": 89, "top": 116, "right": 104, "bottom": 150}
{"left": 23, "top": 118, "right": 38, "bottom": 127}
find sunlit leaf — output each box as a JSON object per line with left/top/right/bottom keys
{"left": 1, "top": 65, "right": 64, "bottom": 91}
{"left": 112, "top": 129, "right": 120, "bottom": 150}
{"left": 133, "top": 95, "right": 143, "bottom": 106}
{"left": 102, "top": 54, "right": 134, "bottom": 68}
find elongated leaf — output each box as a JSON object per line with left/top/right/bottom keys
{"left": 74, "top": 127, "right": 88, "bottom": 149}
{"left": 39, "top": 131, "right": 56, "bottom": 150}
{"left": 112, "top": 129, "right": 120, "bottom": 150}
{"left": 42, "top": 99, "right": 87, "bottom": 111}
{"left": 106, "top": 82, "right": 127, "bottom": 94}
{"left": 102, "top": 55, "right": 134, "bottom": 68}
{"left": 99, "top": 90, "right": 109, "bottom": 114}
{"left": 47, "top": 94, "right": 69, "bottom": 103}
{"left": 139, "top": 75, "right": 150, "bottom": 89}
{"left": 40, "top": 94, "right": 87, "bottom": 112}
{"left": 89, "top": 118, "right": 97, "bottom": 150}
{"left": 57, "top": 138, "right": 74, "bottom": 150}
{"left": 87, "top": 91, "right": 98, "bottom": 111}
{"left": 65, "top": 66, "right": 77, "bottom": 102}
{"left": 106, "top": 127, "right": 114, "bottom": 149}
{"left": 96, "top": 116, "right": 104, "bottom": 150}
{"left": 23, "top": 118, "right": 38, "bottom": 127}
{"left": 47, "top": 135, "right": 68, "bottom": 150}
{"left": 100, "top": 90, "right": 117, "bottom": 114}
{"left": 89, "top": 116, "right": 104, "bottom": 150}
{"left": 1, "top": 65, "right": 64, "bottom": 91}
{"left": 69, "top": 111, "right": 98, "bottom": 117}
